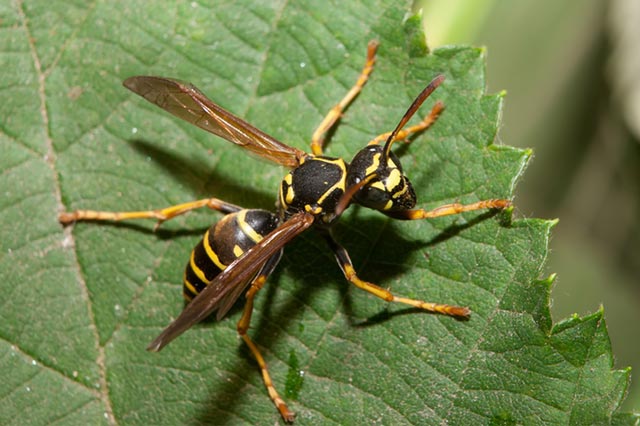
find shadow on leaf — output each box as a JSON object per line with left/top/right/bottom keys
{"left": 130, "top": 139, "right": 277, "bottom": 210}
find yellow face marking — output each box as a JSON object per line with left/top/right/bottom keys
{"left": 382, "top": 199, "right": 394, "bottom": 211}
{"left": 386, "top": 168, "right": 402, "bottom": 191}
{"left": 371, "top": 181, "right": 386, "bottom": 191}
{"left": 369, "top": 166, "right": 403, "bottom": 194}
{"left": 189, "top": 250, "right": 209, "bottom": 283}
{"left": 392, "top": 184, "right": 408, "bottom": 198}
{"left": 237, "top": 210, "right": 264, "bottom": 243}
{"left": 364, "top": 153, "right": 381, "bottom": 176}
{"left": 315, "top": 158, "right": 347, "bottom": 205}
{"left": 202, "top": 229, "right": 227, "bottom": 270}
{"left": 233, "top": 244, "right": 244, "bottom": 258}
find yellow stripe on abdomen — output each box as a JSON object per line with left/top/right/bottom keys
{"left": 202, "top": 229, "right": 227, "bottom": 270}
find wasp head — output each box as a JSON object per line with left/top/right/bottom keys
{"left": 346, "top": 145, "right": 416, "bottom": 212}
{"left": 338, "top": 74, "right": 445, "bottom": 216}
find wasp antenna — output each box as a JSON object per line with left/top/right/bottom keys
{"left": 382, "top": 74, "right": 445, "bottom": 161}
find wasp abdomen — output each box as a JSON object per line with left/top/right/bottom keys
{"left": 183, "top": 209, "right": 279, "bottom": 300}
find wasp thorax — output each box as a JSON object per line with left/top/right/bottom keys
{"left": 347, "top": 145, "right": 417, "bottom": 212}
{"left": 278, "top": 156, "right": 348, "bottom": 224}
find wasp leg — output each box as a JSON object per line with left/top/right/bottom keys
{"left": 387, "top": 199, "right": 511, "bottom": 221}
{"left": 310, "top": 40, "right": 378, "bottom": 156}
{"left": 367, "top": 100, "right": 444, "bottom": 146}
{"left": 236, "top": 255, "right": 295, "bottom": 422}
{"left": 58, "top": 198, "right": 243, "bottom": 229}
{"left": 323, "top": 232, "right": 470, "bottom": 318}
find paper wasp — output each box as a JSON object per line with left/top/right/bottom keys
{"left": 59, "top": 41, "right": 511, "bottom": 422}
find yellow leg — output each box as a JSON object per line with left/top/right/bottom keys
{"left": 237, "top": 273, "right": 295, "bottom": 423}
{"left": 390, "top": 199, "right": 511, "bottom": 220}
{"left": 325, "top": 233, "right": 470, "bottom": 318}
{"left": 310, "top": 40, "right": 379, "bottom": 156}
{"left": 58, "top": 198, "right": 242, "bottom": 228}
{"left": 367, "top": 101, "right": 444, "bottom": 146}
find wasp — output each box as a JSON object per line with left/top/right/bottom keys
{"left": 59, "top": 41, "right": 511, "bottom": 422}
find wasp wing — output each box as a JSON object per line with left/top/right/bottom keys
{"left": 147, "top": 212, "right": 315, "bottom": 352}
{"left": 124, "top": 76, "right": 305, "bottom": 168}
{"left": 215, "top": 247, "right": 283, "bottom": 322}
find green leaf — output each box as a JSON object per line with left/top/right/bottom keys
{"left": 1, "top": 1, "right": 636, "bottom": 425}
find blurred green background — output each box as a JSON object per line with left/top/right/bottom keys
{"left": 419, "top": 0, "right": 640, "bottom": 411}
